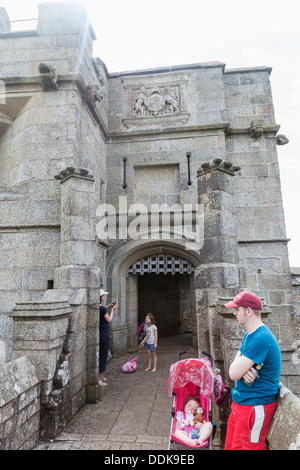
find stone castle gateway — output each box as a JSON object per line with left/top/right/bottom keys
{"left": 0, "top": 3, "right": 299, "bottom": 449}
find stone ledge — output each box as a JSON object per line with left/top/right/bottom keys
{"left": 122, "top": 112, "right": 191, "bottom": 128}
{"left": 111, "top": 121, "right": 230, "bottom": 138}
{"left": 10, "top": 300, "right": 72, "bottom": 320}
{"left": 224, "top": 66, "right": 272, "bottom": 75}
{"left": 0, "top": 355, "right": 39, "bottom": 406}
{"left": 109, "top": 61, "right": 226, "bottom": 79}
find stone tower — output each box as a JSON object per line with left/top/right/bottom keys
{"left": 0, "top": 2, "right": 299, "bottom": 448}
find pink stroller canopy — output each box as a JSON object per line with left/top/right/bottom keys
{"left": 167, "top": 357, "right": 217, "bottom": 399}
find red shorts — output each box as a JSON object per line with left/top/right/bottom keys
{"left": 225, "top": 401, "right": 277, "bottom": 450}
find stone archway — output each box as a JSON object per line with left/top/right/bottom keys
{"left": 138, "top": 273, "right": 188, "bottom": 337}
{"left": 128, "top": 253, "right": 194, "bottom": 338}
{"left": 105, "top": 240, "right": 201, "bottom": 355}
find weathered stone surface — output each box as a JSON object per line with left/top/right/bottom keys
{"left": 0, "top": 356, "right": 40, "bottom": 449}
{"left": 267, "top": 385, "right": 300, "bottom": 450}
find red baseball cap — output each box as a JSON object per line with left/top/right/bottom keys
{"left": 224, "top": 291, "right": 262, "bottom": 310}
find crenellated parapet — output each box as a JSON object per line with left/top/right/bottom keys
{"left": 197, "top": 158, "right": 241, "bottom": 177}
{"left": 54, "top": 167, "right": 94, "bottom": 183}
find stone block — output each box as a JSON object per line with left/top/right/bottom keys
{"left": 0, "top": 356, "right": 39, "bottom": 407}
{"left": 86, "top": 384, "right": 99, "bottom": 404}
{"left": 86, "top": 328, "right": 98, "bottom": 351}
{"left": 18, "top": 387, "right": 39, "bottom": 412}
{"left": 0, "top": 200, "right": 29, "bottom": 225}
{"left": 55, "top": 265, "right": 90, "bottom": 289}
{"left": 61, "top": 215, "right": 95, "bottom": 241}
{"left": 258, "top": 274, "right": 292, "bottom": 291}
{"left": 22, "top": 268, "right": 55, "bottom": 290}
{"left": 238, "top": 221, "right": 271, "bottom": 241}
{"left": 68, "top": 304, "right": 87, "bottom": 332}
{"left": 11, "top": 412, "right": 40, "bottom": 450}
{"left": 111, "top": 324, "right": 127, "bottom": 356}
{"left": 60, "top": 240, "right": 96, "bottom": 265}
{"left": 278, "top": 324, "right": 298, "bottom": 349}
{"left": 37, "top": 2, "right": 91, "bottom": 36}
{"left": 201, "top": 190, "right": 233, "bottom": 211}
{"left": 87, "top": 290, "right": 101, "bottom": 309}
{"left": 245, "top": 258, "right": 283, "bottom": 276}
{"left": 11, "top": 300, "right": 71, "bottom": 380}
{"left": 30, "top": 199, "right": 60, "bottom": 224}
{"left": 195, "top": 263, "right": 240, "bottom": 289}
{"left": 0, "top": 269, "right": 22, "bottom": 290}
{"left": 16, "top": 245, "right": 60, "bottom": 270}
{"left": 203, "top": 210, "right": 237, "bottom": 238}
{"left": 61, "top": 190, "right": 90, "bottom": 217}
{"left": 267, "top": 385, "right": 300, "bottom": 450}
{"left": 60, "top": 176, "right": 95, "bottom": 195}
{"left": 18, "top": 160, "right": 48, "bottom": 184}
{"left": 198, "top": 170, "right": 231, "bottom": 194}
{"left": 200, "top": 237, "right": 239, "bottom": 264}
{"left": 270, "top": 220, "right": 287, "bottom": 239}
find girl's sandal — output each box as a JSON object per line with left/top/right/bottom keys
{"left": 99, "top": 380, "right": 108, "bottom": 387}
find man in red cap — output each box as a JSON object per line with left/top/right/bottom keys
{"left": 224, "top": 291, "right": 281, "bottom": 450}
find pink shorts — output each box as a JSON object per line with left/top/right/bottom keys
{"left": 225, "top": 401, "right": 277, "bottom": 450}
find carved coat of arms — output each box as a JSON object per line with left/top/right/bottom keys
{"left": 132, "top": 86, "right": 180, "bottom": 117}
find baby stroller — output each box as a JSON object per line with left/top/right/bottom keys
{"left": 166, "top": 350, "right": 228, "bottom": 450}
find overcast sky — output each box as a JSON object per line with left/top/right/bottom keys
{"left": 1, "top": 0, "right": 300, "bottom": 266}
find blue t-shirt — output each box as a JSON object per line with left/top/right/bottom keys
{"left": 232, "top": 325, "right": 281, "bottom": 405}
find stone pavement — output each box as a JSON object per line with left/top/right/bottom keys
{"left": 34, "top": 335, "right": 197, "bottom": 451}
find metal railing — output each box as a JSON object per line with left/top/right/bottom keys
{"left": 3, "top": 18, "right": 38, "bottom": 32}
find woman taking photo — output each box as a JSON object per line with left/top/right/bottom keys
{"left": 99, "top": 289, "right": 118, "bottom": 387}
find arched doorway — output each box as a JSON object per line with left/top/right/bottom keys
{"left": 138, "top": 273, "right": 182, "bottom": 337}
{"left": 128, "top": 254, "right": 194, "bottom": 338}
{"left": 105, "top": 241, "right": 200, "bottom": 355}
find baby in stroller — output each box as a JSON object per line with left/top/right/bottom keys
{"left": 174, "top": 396, "right": 213, "bottom": 447}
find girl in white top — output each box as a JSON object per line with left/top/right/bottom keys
{"left": 138, "top": 312, "right": 158, "bottom": 372}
